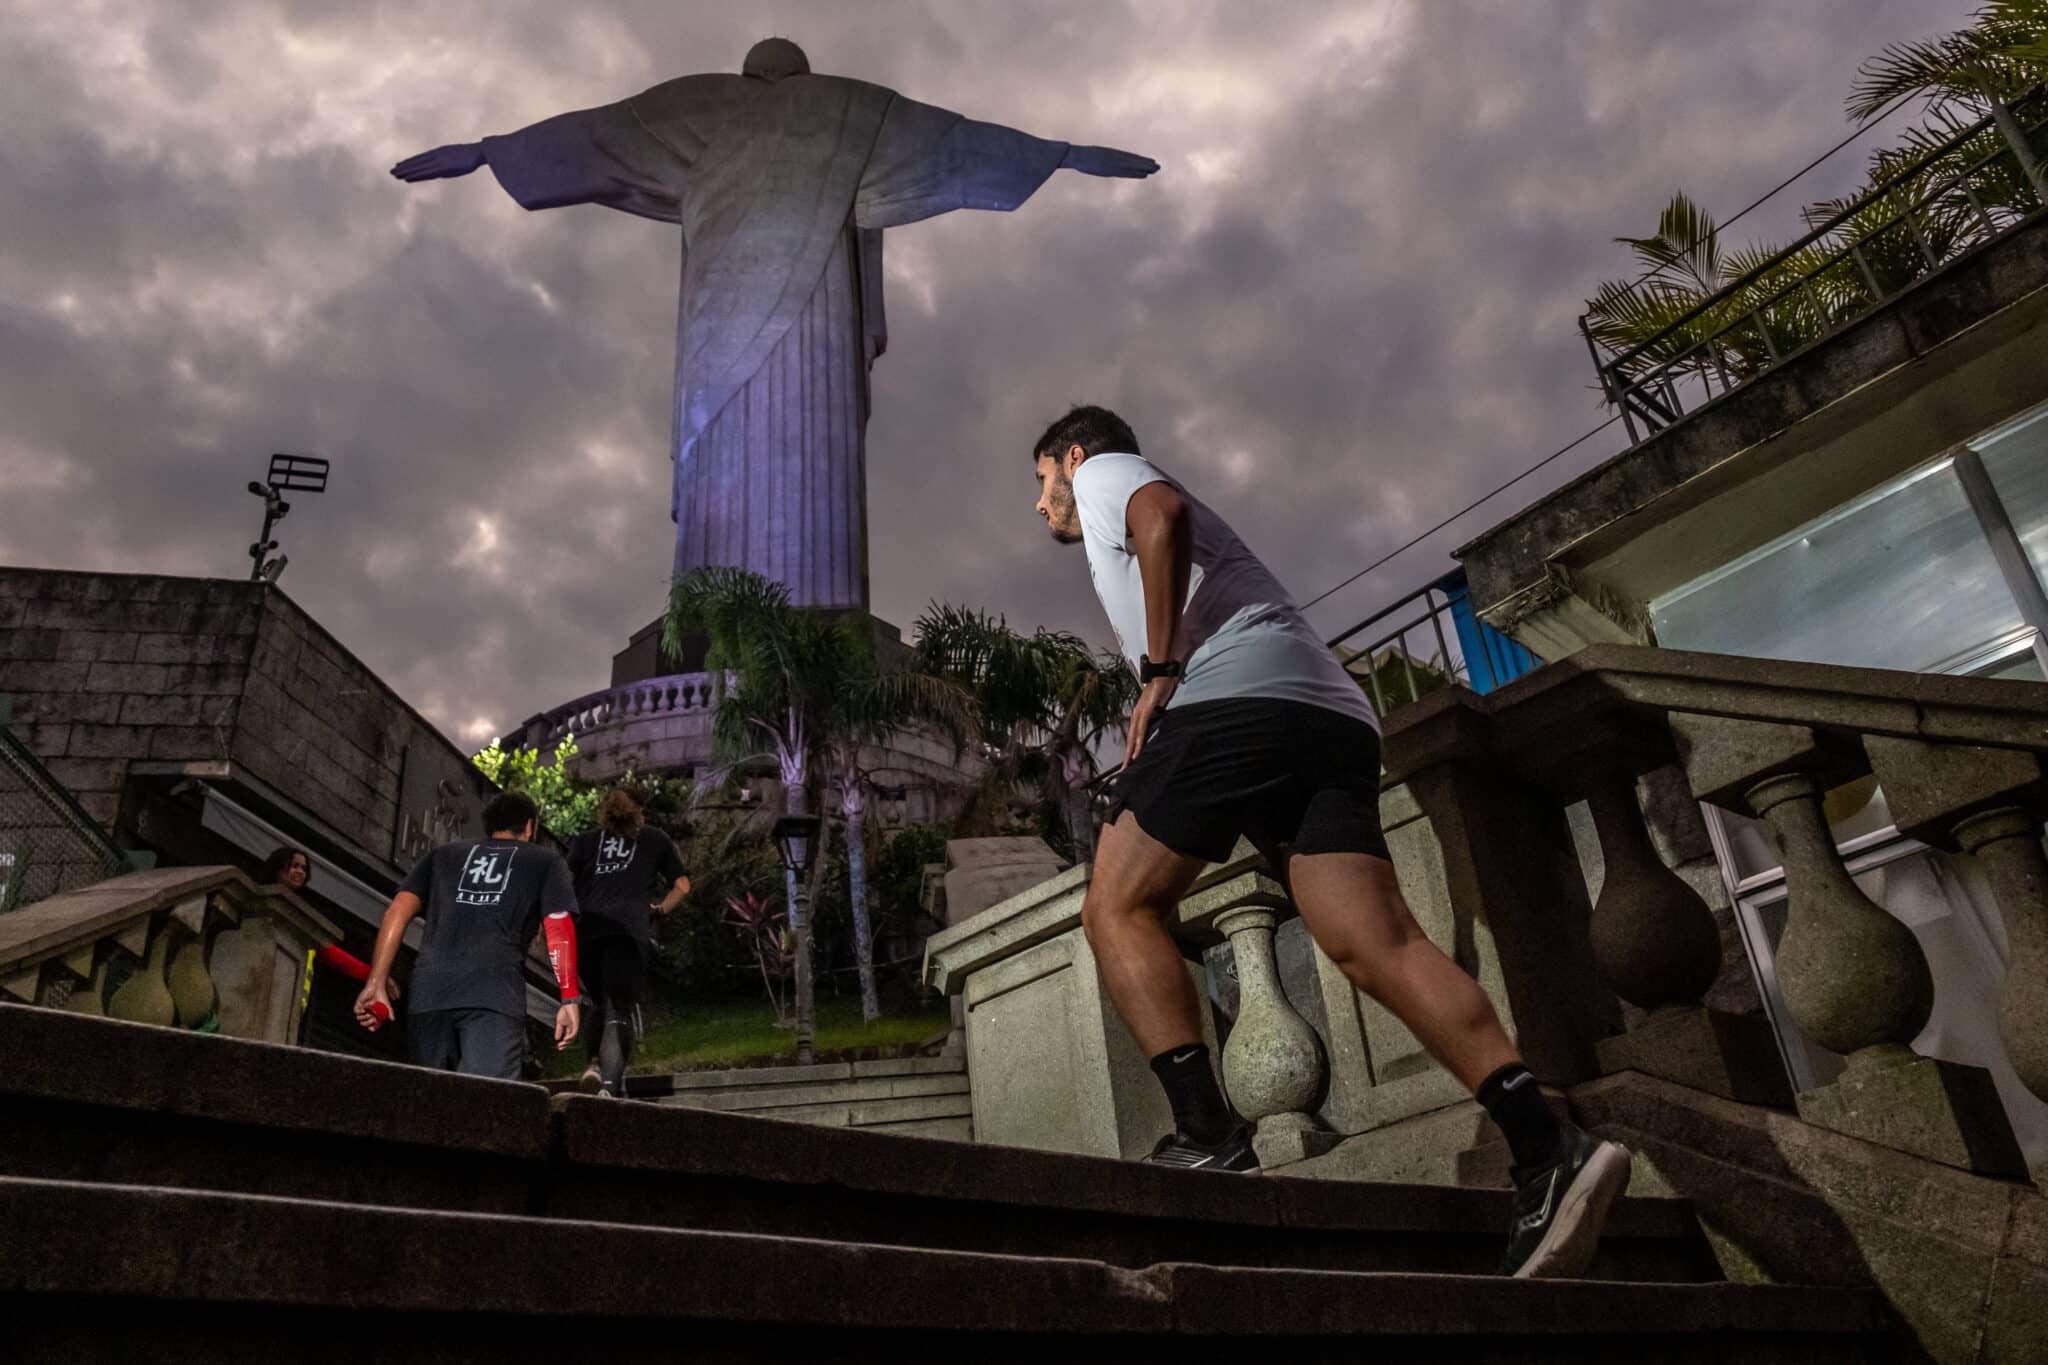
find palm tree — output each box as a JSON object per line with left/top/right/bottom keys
{"left": 1587, "top": 5, "right": 2048, "bottom": 407}
{"left": 663, "top": 567, "right": 845, "bottom": 1061}
{"left": 911, "top": 604, "right": 1138, "bottom": 862}
{"left": 821, "top": 663, "right": 977, "bottom": 1022}
{"left": 1847, "top": 1, "right": 2048, "bottom": 126}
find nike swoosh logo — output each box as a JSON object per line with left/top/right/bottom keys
{"left": 1515, "top": 1170, "right": 1561, "bottom": 1233}
{"left": 1169, "top": 1047, "right": 1202, "bottom": 1065}
{"left": 1501, "top": 1070, "right": 1534, "bottom": 1091}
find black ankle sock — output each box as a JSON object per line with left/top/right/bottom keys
{"left": 1150, "top": 1043, "right": 1233, "bottom": 1145}
{"left": 1476, "top": 1063, "right": 1565, "bottom": 1171}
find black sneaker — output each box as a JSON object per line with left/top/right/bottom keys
{"left": 1499, "top": 1124, "right": 1632, "bottom": 1278}
{"left": 1141, "top": 1125, "right": 1259, "bottom": 1172}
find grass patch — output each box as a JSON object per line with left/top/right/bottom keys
{"left": 541, "top": 992, "right": 951, "bottom": 1079}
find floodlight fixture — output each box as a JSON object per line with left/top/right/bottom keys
{"left": 245, "top": 452, "right": 329, "bottom": 581}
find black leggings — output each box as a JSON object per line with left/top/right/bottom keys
{"left": 582, "top": 936, "right": 645, "bottom": 1088}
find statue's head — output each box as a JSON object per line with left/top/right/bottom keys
{"left": 742, "top": 37, "right": 810, "bottom": 82}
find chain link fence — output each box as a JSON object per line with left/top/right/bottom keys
{"left": 0, "top": 722, "right": 126, "bottom": 913}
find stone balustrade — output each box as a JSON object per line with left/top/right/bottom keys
{"left": 0, "top": 866, "right": 340, "bottom": 1045}
{"left": 515, "top": 672, "right": 722, "bottom": 754}
{"left": 930, "top": 644, "right": 2048, "bottom": 1189}
{"left": 1388, "top": 646, "right": 2048, "bottom": 1180}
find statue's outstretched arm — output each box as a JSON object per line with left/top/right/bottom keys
{"left": 858, "top": 95, "right": 1157, "bottom": 229}
{"left": 389, "top": 103, "right": 683, "bottom": 222}
{"left": 391, "top": 143, "right": 486, "bottom": 183}
{"left": 1059, "top": 146, "right": 1159, "bottom": 179}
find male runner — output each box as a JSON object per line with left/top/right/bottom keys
{"left": 566, "top": 786, "right": 691, "bottom": 1098}
{"left": 355, "top": 792, "right": 582, "bottom": 1080}
{"left": 1029, "top": 405, "right": 1629, "bottom": 1278}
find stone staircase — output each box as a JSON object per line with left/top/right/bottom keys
{"left": 574, "top": 1053, "right": 973, "bottom": 1140}
{"left": 0, "top": 1005, "right": 1901, "bottom": 1360}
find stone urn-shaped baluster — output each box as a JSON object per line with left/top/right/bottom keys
{"left": 1673, "top": 714, "right": 2026, "bottom": 1176}
{"left": 1953, "top": 807, "right": 2048, "bottom": 1104}
{"left": 106, "top": 926, "right": 178, "bottom": 1028}
{"left": 1864, "top": 735, "right": 2048, "bottom": 1109}
{"left": 1214, "top": 904, "right": 1333, "bottom": 1165}
{"left": 1584, "top": 765, "right": 1792, "bottom": 1104}
{"left": 1747, "top": 772, "right": 1934, "bottom": 1059}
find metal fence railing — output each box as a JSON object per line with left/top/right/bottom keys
{"left": 1583, "top": 86, "right": 2048, "bottom": 444}
{"left": 0, "top": 717, "right": 127, "bottom": 913}
{"left": 1323, "top": 569, "right": 1541, "bottom": 720}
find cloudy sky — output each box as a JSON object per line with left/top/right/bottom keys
{"left": 0, "top": 0, "right": 1974, "bottom": 745}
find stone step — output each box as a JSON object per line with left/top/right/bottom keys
{"left": 542, "top": 1057, "right": 967, "bottom": 1101}
{"left": 0, "top": 1003, "right": 1717, "bottom": 1283}
{"left": 0, "top": 1177, "right": 1892, "bottom": 1362}
{"left": 549, "top": 1094, "right": 1719, "bottom": 1282}
{"left": 659, "top": 1069, "right": 970, "bottom": 1112}
{"left": 689, "top": 1090, "right": 975, "bottom": 1129}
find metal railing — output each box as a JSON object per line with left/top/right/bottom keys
{"left": 1326, "top": 580, "right": 1464, "bottom": 719}
{"left": 0, "top": 719, "right": 127, "bottom": 912}
{"left": 1583, "top": 86, "right": 2048, "bottom": 443}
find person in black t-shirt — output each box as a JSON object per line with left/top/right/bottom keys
{"left": 565, "top": 785, "right": 690, "bottom": 1097}
{"left": 355, "top": 791, "right": 583, "bottom": 1079}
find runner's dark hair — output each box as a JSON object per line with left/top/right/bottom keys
{"left": 484, "top": 791, "right": 539, "bottom": 835}
{"left": 1032, "top": 405, "right": 1140, "bottom": 466}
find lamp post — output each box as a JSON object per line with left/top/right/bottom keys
{"left": 244, "top": 453, "right": 330, "bottom": 583}
{"left": 772, "top": 813, "right": 823, "bottom": 1062}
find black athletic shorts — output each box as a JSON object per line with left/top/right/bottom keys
{"left": 408, "top": 1006, "right": 525, "bottom": 1080}
{"left": 1107, "top": 696, "right": 1390, "bottom": 865}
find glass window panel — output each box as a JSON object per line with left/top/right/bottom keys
{"left": 1976, "top": 398, "right": 2048, "bottom": 591}
{"left": 1651, "top": 460, "right": 2023, "bottom": 671}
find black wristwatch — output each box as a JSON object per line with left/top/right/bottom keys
{"left": 1138, "top": 655, "right": 1183, "bottom": 684}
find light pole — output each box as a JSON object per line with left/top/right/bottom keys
{"left": 772, "top": 813, "right": 822, "bottom": 1062}
{"left": 245, "top": 453, "right": 330, "bottom": 583}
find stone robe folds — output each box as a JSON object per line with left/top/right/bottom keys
{"left": 481, "top": 75, "right": 1070, "bottom": 609}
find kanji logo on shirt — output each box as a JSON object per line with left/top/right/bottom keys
{"left": 457, "top": 845, "right": 514, "bottom": 905}
{"left": 595, "top": 833, "right": 636, "bottom": 876}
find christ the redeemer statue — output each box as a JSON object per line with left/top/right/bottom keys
{"left": 394, "top": 37, "right": 1157, "bottom": 610}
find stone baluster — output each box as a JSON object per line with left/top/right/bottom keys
{"left": 1584, "top": 766, "right": 1722, "bottom": 1008}
{"left": 1672, "top": 714, "right": 2026, "bottom": 1176}
{"left": 1956, "top": 808, "right": 2048, "bottom": 1103}
{"left": 1864, "top": 736, "right": 2048, "bottom": 1106}
{"left": 1582, "top": 764, "right": 1792, "bottom": 1104}
{"left": 1745, "top": 771, "right": 1933, "bottom": 1056}
{"left": 1212, "top": 902, "right": 1333, "bottom": 1164}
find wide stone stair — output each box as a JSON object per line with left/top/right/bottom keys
{"left": 0, "top": 1005, "right": 1902, "bottom": 1360}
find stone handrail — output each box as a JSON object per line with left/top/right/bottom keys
{"left": 516, "top": 671, "right": 720, "bottom": 750}
{"left": 0, "top": 866, "right": 340, "bottom": 1044}
{"left": 926, "top": 644, "right": 2048, "bottom": 1180}
{"left": 1382, "top": 644, "right": 2048, "bottom": 1179}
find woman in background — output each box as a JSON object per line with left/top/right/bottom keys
{"left": 262, "top": 846, "right": 312, "bottom": 892}
{"left": 566, "top": 787, "right": 690, "bottom": 1097}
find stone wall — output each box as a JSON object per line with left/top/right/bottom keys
{"left": 0, "top": 572, "right": 261, "bottom": 826}
{"left": 0, "top": 568, "right": 493, "bottom": 878}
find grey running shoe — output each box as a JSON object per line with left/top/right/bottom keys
{"left": 577, "top": 1065, "right": 603, "bottom": 1095}
{"left": 1141, "top": 1125, "right": 1259, "bottom": 1172}
{"left": 1500, "top": 1123, "right": 1632, "bottom": 1278}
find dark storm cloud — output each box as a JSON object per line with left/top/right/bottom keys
{"left": 0, "top": 0, "right": 1977, "bottom": 742}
